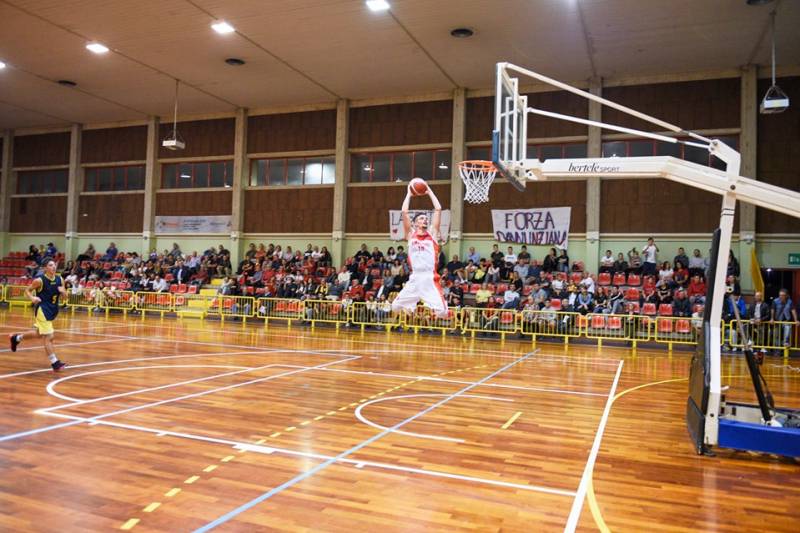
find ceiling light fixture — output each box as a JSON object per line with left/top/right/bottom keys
{"left": 366, "top": 0, "right": 390, "bottom": 12}
{"left": 760, "top": 10, "right": 789, "bottom": 114}
{"left": 0, "top": 60, "right": 6, "bottom": 69}
{"left": 746, "top": 0, "right": 774, "bottom": 5}
{"left": 86, "top": 42, "right": 109, "bottom": 54}
{"left": 438, "top": 162, "right": 449, "bottom": 169}
{"left": 180, "top": 174, "right": 191, "bottom": 179}
{"left": 211, "top": 21, "right": 236, "bottom": 34}
{"left": 57, "top": 79, "right": 77, "bottom": 87}
{"left": 450, "top": 28, "right": 474, "bottom": 38}
{"left": 225, "top": 58, "right": 245, "bottom": 66}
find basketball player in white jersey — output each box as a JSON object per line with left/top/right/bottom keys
{"left": 391, "top": 182, "right": 448, "bottom": 318}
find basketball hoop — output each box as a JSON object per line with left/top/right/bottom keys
{"left": 458, "top": 160, "right": 497, "bottom": 204}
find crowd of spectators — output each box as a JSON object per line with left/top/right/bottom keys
{"left": 6, "top": 236, "right": 798, "bottom": 347}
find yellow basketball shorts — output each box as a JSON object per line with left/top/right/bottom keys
{"left": 34, "top": 307, "right": 55, "bottom": 335}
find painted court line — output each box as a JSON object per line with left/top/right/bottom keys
{"left": 0, "top": 356, "right": 358, "bottom": 443}
{"left": 563, "top": 360, "right": 624, "bottom": 533}
{"left": 193, "top": 348, "right": 541, "bottom": 532}
{"left": 0, "top": 337, "right": 132, "bottom": 354}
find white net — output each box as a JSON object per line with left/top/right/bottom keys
{"left": 459, "top": 161, "right": 497, "bottom": 204}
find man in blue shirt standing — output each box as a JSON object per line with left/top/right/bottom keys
{"left": 771, "top": 289, "right": 799, "bottom": 351}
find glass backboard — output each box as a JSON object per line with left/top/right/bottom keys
{"left": 492, "top": 64, "right": 528, "bottom": 191}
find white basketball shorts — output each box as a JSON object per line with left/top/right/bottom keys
{"left": 391, "top": 273, "right": 448, "bottom": 317}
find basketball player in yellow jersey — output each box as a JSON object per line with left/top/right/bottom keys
{"left": 391, "top": 182, "right": 448, "bottom": 318}
{"left": 9, "top": 258, "right": 69, "bottom": 371}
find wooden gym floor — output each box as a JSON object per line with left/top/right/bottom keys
{"left": 0, "top": 307, "right": 798, "bottom": 532}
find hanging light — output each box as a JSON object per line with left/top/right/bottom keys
{"left": 760, "top": 10, "right": 789, "bottom": 114}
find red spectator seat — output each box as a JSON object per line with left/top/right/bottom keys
{"left": 500, "top": 311, "right": 515, "bottom": 326}
{"left": 370, "top": 268, "right": 381, "bottom": 277}
{"left": 164, "top": 273, "right": 174, "bottom": 282}
{"left": 676, "top": 319, "right": 692, "bottom": 334}
{"left": 486, "top": 283, "right": 496, "bottom": 293}
{"left": 624, "top": 288, "right": 640, "bottom": 301}
{"left": 178, "top": 284, "right": 188, "bottom": 293}
{"left": 577, "top": 315, "right": 589, "bottom": 329}
{"left": 570, "top": 272, "right": 582, "bottom": 284}
{"left": 255, "top": 287, "right": 267, "bottom": 296}
{"left": 642, "top": 276, "right": 656, "bottom": 290}
{"left": 469, "top": 283, "right": 480, "bottom": 294}
{"left": 597, "top": 272, "right": 611, "bottom": 286}
{"left": 591, "top": 315, "right": 606, "bottom": 329}
{"left": 627, "top": 273, "right": 641, "bottom": 286}
{"left": 642, "top": 303, "right": 657, "bottom": 316}
{"left": 573, "top": 261, "right": 585, "bottom": 272}
{"left": 86, "top": 280, "right": 96, "bottom": 288}
{"left": 112, "top": 271, "right": 123, "bottom": 279}
{"left": 522, "top": 286, "right": 533, "bottom": 296}
{"left": 607, "top": 316, "right": 623, "bottom": 330}
{"left": 169, "top": 284, "right": 179, "bottom": 293}
{"left": 495, "top": 283, "right": 508, "bottom": 294}
{"left": 365, "top": 291, "right": 376, "bottom": 299}
{"left": 245, "top": 286, "right": 255, "bottom": 295}
{"left": 550, "top": 299, "right": 562, "bottom": 311}
{"left": 658, "top": 319, "right": 673, "bottom": 334}
{"left": 188, "top": 285, "right": 198, "bottom": 294}
{"left": 658, "top": 304, "right": 673, "bottom": 316}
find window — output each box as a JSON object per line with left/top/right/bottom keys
{"left": 16, "top": 169, "right": 69, "bottom": 194}
{"left": 162, "top": 160, "right": 233, "bottom": 189}
{"left": 603, "top": 136, "right": 738, "bottom": 169}
{"left": 249, "top": 156, "right": 335, "bottom": 187}
{"left": 84, "top": 165, "right": 145, "bottom": 192}
{"left": 350, "top": 149, "right": 451, "bottom": 182}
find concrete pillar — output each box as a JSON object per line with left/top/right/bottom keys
{"left": 230, "top": 107, "right": 248, "bottom": 266}
{"left": 738, "top": 65, "right": 758, "bottom": 294}
{"left": 585, "top": 77, "right": 603, "bottom": 273}
{"left": 64, "top": 123, "right": 83, "bottom": 260}
{"left": 448, "top": 88, "right": 467, "bottom": 259}
{"left": 331, "top": 99, "right": 349, "bottom": 266}
{"left": 0, "top": 130, "right": 12, "bottom": 258}
{"left": 142, "top": 117, "right": 160, "bottom": 256}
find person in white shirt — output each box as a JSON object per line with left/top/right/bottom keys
{"left": 152, "top": 275, "right": 168, "bottom": 293}
{"left": 504, "top": 246, "right": 517, "bottom": 265}
{"left": 501, "top": 287, "right": 520, "bottom": 309}
{"left": 467, "top": 247, "right": 480, "bottom": 264}
{"left": 642, "top": 237, "right": 659, "bottom": 277}
{"left": 599, "top": 250, "right": 615, "bottom": 273}
{"left": 579, "top": 272, "right": 596, "bottom": 294}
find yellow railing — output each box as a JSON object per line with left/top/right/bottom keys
{"left": 135, "top": 292, "right": 174, "bottom": 318}
{"left": 5, "top": 286, "right": 32, "bottom": 309}
{"left": 101, "top": 290, "right": 136, "bottom": 316}
{"left": 65, "top": 288, "right": 98, "bottom": 313}
{"left": 580, "top": 312, "right": 651, "bottom": 346}
{"left": 213, "top": 295, "right": 255, "bottom": 323}
{"left": 302, "top": 299, "right": 350, "bottom": 329}
{"left": 350, "top": 301, "right": 401, "bottom": 332}
{"left": 404, "top": 306, "right": 460, "bottom": 336}
{"left": 461, "top": 306, "right": 519, "bottom": 339}
{"left": 173, "top": 293, "right": 214, "bottom": 318}
{"left": 257, "top": 297, "right": 304, "bottom": 326}
{"left": 729, "top": 319, "right": 799, "bottom": 356}
{"left": 652, "top": 316, "right": 700, "bottom": 348}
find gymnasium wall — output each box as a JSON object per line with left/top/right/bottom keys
{"left": 756, "top": 76, "right": 799, "bottom": 235}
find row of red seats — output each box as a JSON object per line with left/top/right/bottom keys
{"left": 0, "top": 267, "right": 28, "bottom": 277}
{"left": 579, "top": 314, "right": 695, "bottom": 334}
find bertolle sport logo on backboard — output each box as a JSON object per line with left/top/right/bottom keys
{"left": 567, "top": 162, "right": 621, "bottom": 173}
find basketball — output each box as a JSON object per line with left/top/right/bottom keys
{"left": 409, "top": 178, "right": 428, "bottom": 196}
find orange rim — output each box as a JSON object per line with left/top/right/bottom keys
{"left": 458, "top": 160, "right": 496, "bottom": 171}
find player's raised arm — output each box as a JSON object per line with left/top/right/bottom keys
{"left": 24, "top": 278, "right": 43, "bottom": 305}
{"left": 427, "top": 187, "right": 442, "bottom": 238}
{"left": 401, "top": 185, "right": 413, "bottom": 237}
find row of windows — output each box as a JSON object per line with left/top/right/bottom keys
{"left": 250, "top": 157, "right": 335, "bottom": 187}
{"left": 85, "top": 165, "right": 145, "bottom": 191}
{"left": 14, "top": 137, "right": 739, "bottom": 194}
{"left": 162, "top": 161, "right": 234, "bottom": 189}
{"left": 350, "top": 149, "right": 452, "bottom": 183}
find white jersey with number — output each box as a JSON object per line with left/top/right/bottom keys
{"left": 392, "top": 230, "right": 447, "bottom": 317}
{"left": 407, "top": 231, "right": 439, "bottom": 275}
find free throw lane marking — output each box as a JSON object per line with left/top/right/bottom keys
{"left": 203, "top": 465, "right": 218, "bottom": 473}
{"left": 184, "top": 475, "right": 200, "bottom": 484}
{"left": 165, "top": 488, "right": 181, "bottom": 497}
{"left": 143, "top": 502, "right": 161, "bottom": 513}
{"left": 501, "top": 411, "right": 523, "bottom": 429}
{"left": 120, "top": 518, "right": 140, "bottom": 530}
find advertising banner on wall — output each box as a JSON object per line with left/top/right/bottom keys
{"left": 490, "top": 207, "right": 571, "bottom": 248}
{"left": 155, "top": 215, "right": 232, "bottom": 234}
{"left": 389, "top": 210, "right": 451, "bottom": 241}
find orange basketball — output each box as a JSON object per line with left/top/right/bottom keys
{"left": 409, "top": 178, "right": 428, "bottom": 196}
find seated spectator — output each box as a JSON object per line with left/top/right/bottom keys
{"left": 658, "top": 261, "right": 673, "bottom": 285}
{"left": 446, "top": 255, "right": 465, "bottom": 277}
{"left": 303, "top": 244, "right": 314, "bottom": 261}
{"left": 599, "top": 250, "right": 615, "bottom": 273}
{"left": 467, "top": 246, "right": 480, "bottom": 264}
{"left": 542, "top": 247, "right": 558, "bottom": 273}
{"left": 673, "top": 247, "right": 689, "bottom": 271}
{"left": 371, "top": 246, "right": 384, "bottom": 265}
{"left": 395, "top": 245, "right": 407, "bottom": 263}
{"left": 771, "top": 289, "right": 798, "bottom": 349}
{"left": 245, "top": 243, "right": 257, "bottom": 260}
{"left": 673, "top": 261, "right": 689, "bottom": 289}
{"left": 490, "top": 244, "right": 504, "bottom": 267}
{"left": 509, "top": 271, "right": 523, "bottom": 292}
{"left": 152, "top": 274, "right": 169, "bottom": 293}
{"left": 385, "top": 246, "right": 397, "bottom": 264}
{"left": 512, "top": 263, "right": 529, "bottom": 286}
{"left": 627, "top": 249, "right": 642, "bottom": 274}
{"left": 185, "top": 251, "right": 201, "bottom": 272}
{"left": 532, "top": 283, "right": 548, "bottom": 308}
{"left": 501, "top": 286, "right": 521, "bottom": 309}
{"left": 520, "top": 295, "right": 539, "bottom": 324}
{"left": 475, "top": 283, "right": 492, "bottom": 308}
{"left": 593, "top": 287, "right": 609, "bottom": 314}
{"left": 354, "top": 243, "right": 370, "bottom": 262}
{"left": 168, "top": 242, "right": 181, "bottom": 260}
{"left": 171, "top": 259, "right": 190, "bottom": 285}
{"left": 613, "top": 253, "right": 629, "bottom": 273}
{"left": 579, "top": 272, "right": 595, "bottom": 294}
{"left": 673, "top": 290, "right": 691, "bottom": 317}
{"left": 656, "top": 281, "right": 672, "bottom": 305}
{"left": 46, "top": 242, "right": 58, "bottom": 257}
{"left": 608, "top": 285, "right": 624, "bottom": 314}
{"left": 527, "top": 260, "right": 542, "bottom": 282}
{"left": 688, "top": 248, "right": 705, "bottom": 278}
{"left": 26, "top": 244, "right": 41, "bottom": 263}
{"left": 465, "top": 260, "right": 478, "bottom": 282}
{"left": 486, "top": 262, "right": 501, "bottom": 283}
{"left": 538, "top": 299, "right": 558, "bottom": 328}
{"left": 575, "top": 287, "right": 593, "bottom": 315}
{"left": 319, "top": 246, "right": 332, "bottom": 266}
{"left": 517, "top": 245, "right": 531, "bottom": 264}
{"left": 77, "top": 243, "right": 96, "bottom": 263}
{"left": 687, "top": 275, "right": 706, "bottom": 305}
{"left": 473, "top": 260, "right": 487, "bottom": 283}
{"left": 556, "top": 249, "right": 570, "bottom": 273}
{"left": 347, "top": 279, "right": 365, "bottom": 302}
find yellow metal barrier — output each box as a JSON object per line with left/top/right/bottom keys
{"left": 65, "top": 287, "right": 99, "bottom": 313}
{"left": 350, "top": 301, "right": 401, "bottom": 332}
{"left": 256, "top": 297, "right": 303, "bottom": 326}
{"left": 100, "top": 290, "right": 136, "bottom": 316}
{"left": 653, "top": 316, "right": 700, "bottom": 349}
{"left": 5, "top": 285, "right": 32, "bottom": 309}
{"left": 303, "top": 299, "right": 350, "bottom": 330}
{"left": 173, "top": 293, "right": 213, "bottom": 319}
{"left": 135, "top": 291, "right": 174, "bottom": 318}
{"left": 581, "top": 313, "right": 642, "bottom": 346}
{"left": 402, "top": 305, "right": 460, "bottom": 336}
{"left": 518, "top": 310, "right": 584, "bottom": 344}
{"left": 729, "top": 319, "right": 799, "bottom": 357}
{"left": 213, "top": 295, "right": 255, "bottom": 323}
{"left": 0, "top": 285, "right": 4, "bottom": 303}
{"left": 461, "top": 306, "right": 519, "bottom": 340}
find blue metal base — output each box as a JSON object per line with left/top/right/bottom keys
{"left": 718, "top": 418, "right": 800, "bottom": 457}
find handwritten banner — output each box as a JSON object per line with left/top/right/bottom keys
{"left": 491, "top": 207, "right": 571, "bottom": 247}
{"left": 155, "top": 215, "right": 232, "bottom": 234}
{"left": 389, "top": 210, "right": 451, "bottom": 241}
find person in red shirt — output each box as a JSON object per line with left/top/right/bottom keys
{"left": 347, "top": 279, "right": 365, "bottom": 302}
{"left": 687, "top": 275, "right": 706, "bottom": 305}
